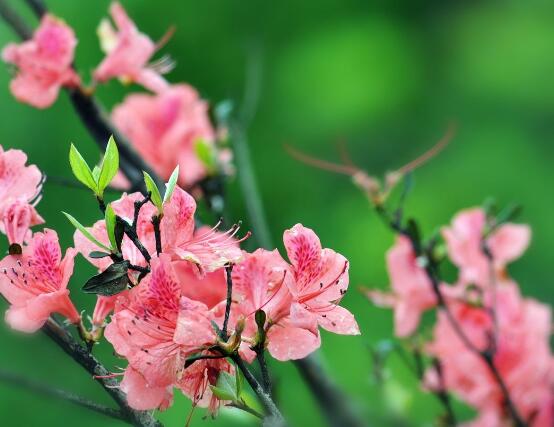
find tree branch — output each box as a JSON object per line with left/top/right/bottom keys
{"left": 42, "top": 319, "right": 162, "bottom": 427}
{"left": 0, "top": 368, "right": 126, "bottom": 421}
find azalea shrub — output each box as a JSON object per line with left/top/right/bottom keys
{"left": 0, "top": 2, "right": 552, "bottom": 427}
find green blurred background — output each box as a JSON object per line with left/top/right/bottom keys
{"left": 0, "top": 0, "right": 553, "bottom": 425}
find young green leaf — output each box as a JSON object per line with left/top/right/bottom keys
{"left": 209, "top": 371, "right": 239, "bottom": 401}
{"left": 69, "top": 144, "right": 97, "bottom": 193}
{"left": 105, "top": 204, "right": 117, "bottom": 251}
{"left": 163, "top": 165, "right": 179, "bottom": 203}
{"left": 97, "top": 136, "right": 120, "bottom": 197}
{"left": 143, "top": 171, "right": 163, "bottom": 213}
{"left": 194, "top": 139, "right": 217, "bottom": 174}
{"left": 63, "top": 212, "right": 111, "bottom": 252}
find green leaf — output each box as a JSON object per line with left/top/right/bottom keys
{"left": 105, "top": 204, "right": 117, "bottom": 251}
{"left": 194, "top": 139, "right": 217, "bottom": 174}
{"left": 114, "top": 218, "right": 125, "bottom": 253}
{"left": 63, "top": 212, "right": 111, "bottom": 252}
{"left": 163, "top": 165, "right": 179, "bottom": 203}
{"left": 69, "top": 144, "right": 97, "bottom": 193}
{"left": 97, "top": 136, "right": 119, "bottom": 197}
{"left": 209, "top": 371, "right": 239, "bottom": 401}
{"left": 82, "top": 260, "right": 130, "bottom": 296}
{"left": 143, "top": 171, "right": 163, "bottom": 213}
{"left": 89, "top": 251, "right": 111, "bottom": 259}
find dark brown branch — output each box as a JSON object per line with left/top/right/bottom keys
{"left": 42, "top": 319, "right": 162, "bottom": 427}
{"left": 0, "top": 368, "right": 126, "bottom": 421}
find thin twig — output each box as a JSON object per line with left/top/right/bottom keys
{"left": 255, "top": 348, "right": 272, "bottom": 394}
{"left": 221, "top": 264, "right": 234, "bottom": 340}
{"left": 0, "top": 368, "right": 126, "bottom": 421}
{"left": 231, "top": 354, "right": 285, "bottom": 426}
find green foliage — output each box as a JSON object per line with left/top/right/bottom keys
{"left": 97, "top": 136, "right": 119, "bottom": 198}
{"left": 69, "top": 144, "right": 97, "bottom": 193}
{"left": 104, "top": 204, "right": 117, "bottom": 251}
{"left": 62, "top": 212, "right": 111, "bottom": 252}
{"left": 210, "top": 370, "right": 241, "bottom": 401}
{"left": 163, "top": 165, "right": 180, "bottom": 204}
{"left": 143, "top": 171, "right": 163, "bottom": 214}
{"left": 69, "top": 137, "right": 119, "bottom": 198}
{"left": 82, "top": 260, "right": 130, "bottom": 296}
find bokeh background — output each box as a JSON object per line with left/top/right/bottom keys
{"left": 0, "top": 0, "right": 553, "bottom": 425}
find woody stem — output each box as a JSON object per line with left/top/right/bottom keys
{"left": 42, "top": 318, "right": 162, "bottom": 427}
{"left": 0, "top": 368, "right": 126, "bottom": 421}
{"left": 231, "top": 354, "right": 285, "bottom": 426}
{"left": 221, "top": 264, "right": 234, "bottom": 340}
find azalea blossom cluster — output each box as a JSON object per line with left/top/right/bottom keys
{"left": 0, "top": 141, "right": 359, "bottom": 415}
{"left": 2, "top": 2, "right": 229, "bottom": 189}
{"left": 368, "top": 208, "right": 553, "bottom": 426}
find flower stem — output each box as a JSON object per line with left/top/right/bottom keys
{"left": 231, "top": 354, "right": 285, "bottom": 426}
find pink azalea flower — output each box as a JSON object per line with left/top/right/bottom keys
{"left": 426, "top": 282, "right": 553, "bottom": 424}
{"left": 283, "top": 224, "right": 360, "bottom": 337}
{"left": 2, "top": 199, "right": 44, "bottom": 245}
{"left": 112, "top": 84, "right": 215, "bottom": 187}
{"left": 2, "top": 14, "right": 80, "bottom": 108}
{"left": 230, "top": 248, "right": 321, "bottom": 361}
{"left": 0, "top": 229, "right": 79, "bottom": 332}
{"left": 105, "top": 255, "right": 230, "bottom": 411}
{"left": 442, "top": 208, "right": 531, "bottom": 287}
{"left": 366, "top": 235, "right": 437, "bottom": 337}
{"left": 0, "top": 146, "right": 42, "bottom": 217}
{"left": 93, "top": 2, "right": 170, "bottom": 92}
{"left": 174, "top": 261, "right": 227, "bottom": 309}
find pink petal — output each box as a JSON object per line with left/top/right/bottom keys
{"left": 267, "top": 320, "right": 321, "bottom": 361}
{"left": 488, "top": 224, "right": 531, "bottom": 264}
{"left": 120, "top": 367, "right": 173, "bottom": 411}
{"left": 317, "top": 305, "right": 360, "bottom": 335}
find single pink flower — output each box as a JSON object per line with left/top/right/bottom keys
{"left": 426, "top": 282, "right": 553, "bottom": 424}
{"left": 230, "top": 248, "right": 321, "bottom": 361}
{"left": 93, "top": 2, "right": 170, "bottom": 92}
{"left": 442, "top": 208, "right": 531, "bottom": 287}
{"left": 0, "top": 229, "right": 79, "bottom": 332}
{"left": 2, "top": 199, "right": 44, "bottom": 245}
{"left": 105, "top": 255, "right": 230, "bottom": 411}
{"left": 366, "top": 235, "right": 437, "bottom": 337}
{"left": 283, "top": 224, "right": 360, "bottom": 337}
{"left": 2, "top": 14, "right": 80, "bottom": 108}
{"left": 0, "top": 146, "right": 42, "bottom": 217}
{"left": 112, "top": 84, "right": 215, "bottom": 187}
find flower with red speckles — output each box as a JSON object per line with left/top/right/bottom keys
{"left": 2, "top": 14, "right": 80, "bottom": 108}
{"left": 283, "top": 224, "right": 359, "bottom": 337}
{"left": 105, "top": 255, "right": 231, "bottom": 412}
{"left": 93, "top": 2, "right": 170, "bottom": 93}
{"left": 0, "top": 229, "right": 79, "bottom": 332}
